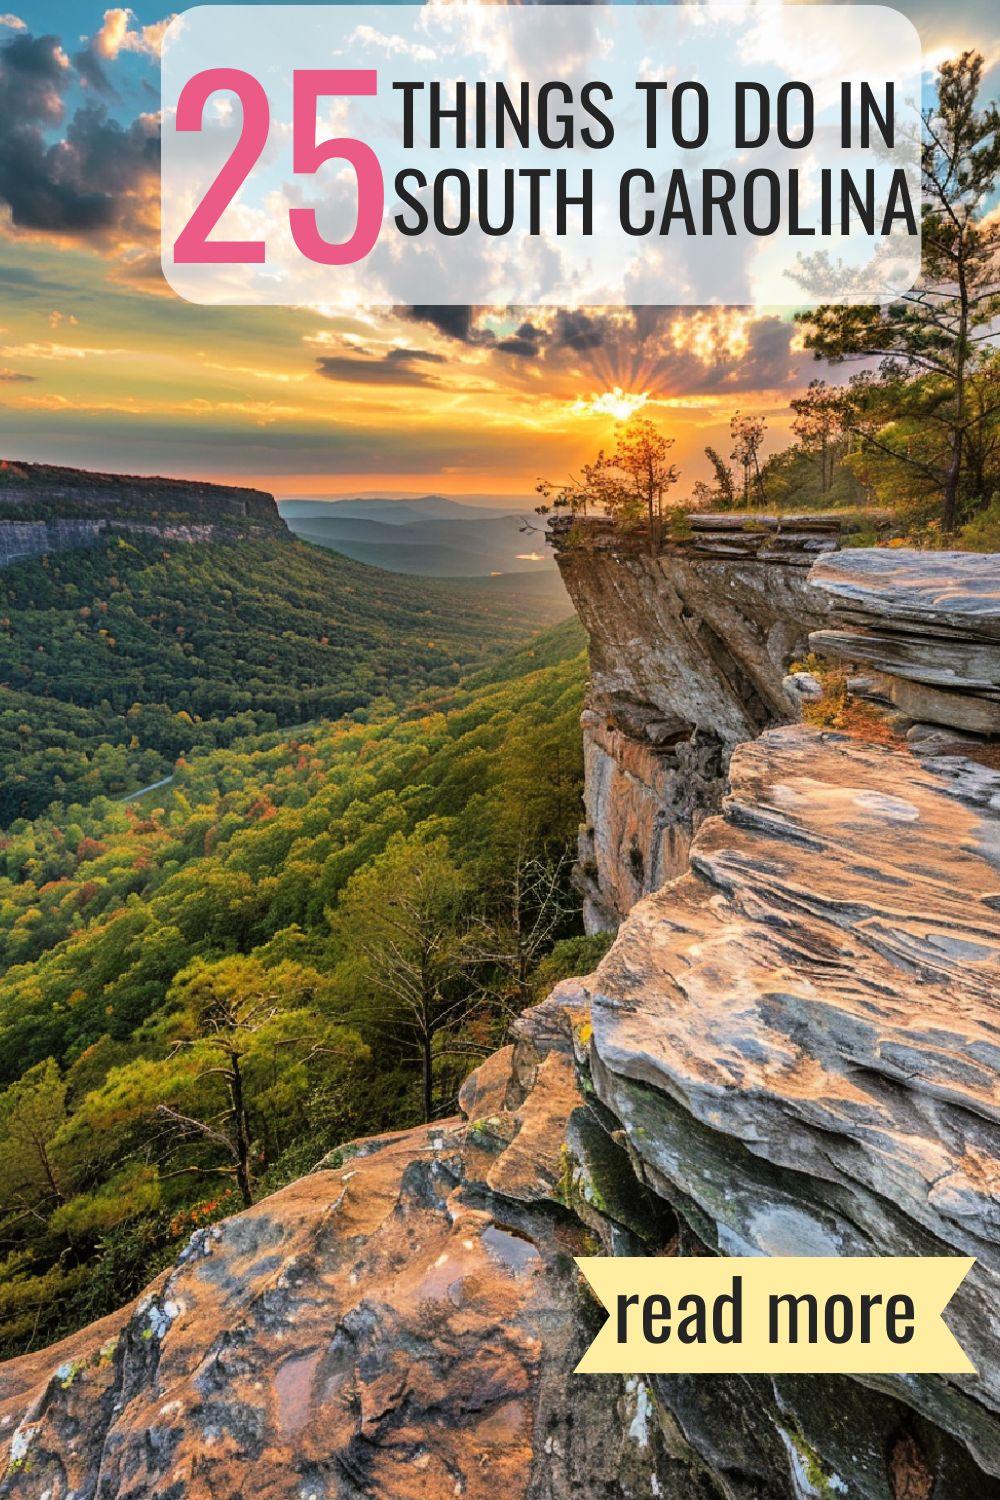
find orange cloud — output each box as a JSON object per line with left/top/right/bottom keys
{"left": 93, "top": 9, "right": 174, "bottom": 61}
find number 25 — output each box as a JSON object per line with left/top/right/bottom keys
{"left": 173, "top": 68, "right": 383, "bottom": 266}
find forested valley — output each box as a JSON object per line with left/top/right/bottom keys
{"left": 0, "top": 530, "right": 596, "bottom": 1357}
{"left": 0, "top": 535, "right": 565, "bottom": 823}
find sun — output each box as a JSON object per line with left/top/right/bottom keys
{"left": 574, "top": 387, "right": 649, "bottom": 421}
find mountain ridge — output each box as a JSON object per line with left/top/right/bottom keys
{"left": 280, "top": 497, "right": 558, "bottom": 581}
{"left": 0, "top": 522, "right": 568, "bottom": 820}
{"left": 0, "top": 460, "right": 290, "bottom": 568}
{"left": 278, "top": 495, "right": 518, "bottom": 524}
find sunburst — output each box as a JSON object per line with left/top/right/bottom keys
{"left": 573, "top": 387, "right": 649, "bottom": 421}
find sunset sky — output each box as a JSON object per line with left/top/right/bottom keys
{"left": 1, "top": 1, "right": 998, "bottom": 500}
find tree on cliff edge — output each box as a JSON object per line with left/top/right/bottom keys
{"left": 730, "top": 412, "right": 768, "bottom": 507}
{"left": 796, "top": 52, "right": 1000, "bottom": 530}
{"left": 790, "top": 381, "right": 844, "bottom": 495}
{"left": 536, "top": 415, "right": 680, "bottom": 533}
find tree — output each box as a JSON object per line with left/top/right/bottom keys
{"left": 0, "top": 614, "right": 588, "bottom": 1358}
{"left": 965, "top": 351, "right": 1000, "bottom": 503}
{"left": 151, "top": 956, "right": 363, "bottom": 1207}
{"left": 612, "top": 418, "right": 682, "bottom": 529}
{"left": 705, "top": 446, "right": 737, "bottom": 507}
{"left": 790, "top": 381, "right": 843, "bottom": 493}
{"left": 730, "top": 412, "right": 768, "bottom": 507}
{"left": 535, "top": 451, "right": 608, "bottom": 520}
{"left": 331, "top": 833, "right": 473, "bottom": 1122}
{"left": 0, "top": 1060, "right": 69, "bottom": 1238}
{"left": 796, "top": 52, "right": 1000, "bottom": 529}
{"left": 465, "top": 849, "right": 573, "bottom": 1023}
{"left": 536, "top": 416, "right": 680, "bottom": 534}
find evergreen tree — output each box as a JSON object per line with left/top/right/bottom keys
{"left": 331, "top": 833, "right": 474, "bottom": 1122}
{"left": 796, "top": 52, "right": 1000, "bottom": 528}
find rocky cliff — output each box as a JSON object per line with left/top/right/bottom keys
{"left": 550, "top": 514, "right": 836, "bottom": 929}
{"left": 1, "top": 540, "right": 998, "bottom": 1500}
{"left": 809, "top": 550, "right": 1000, "bottom": 738}
{"left": 0, "top": 461, "right": 289, "bottom": 566}
{"left": 0, "top": 1004, "right": 681, "bottom": 1500}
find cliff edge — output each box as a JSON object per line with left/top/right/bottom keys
{"left": 1, "top": 540, "right": 998, "bottom": 1500}
{"left": 550, "top": 514, "right": 834, "bottom": 929}
{"left": 0, "top": 461, "right": 289, "bottom": 567}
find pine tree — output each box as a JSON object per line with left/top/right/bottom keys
{"left": 796, "top": 52, "right": 1000, "bottom": 528}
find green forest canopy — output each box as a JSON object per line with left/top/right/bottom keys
{"left": 0, "top": 534, "right": 568, "bottom": 823}
{"left": 0, "top": 616, "right": 603, "bottom": 1358}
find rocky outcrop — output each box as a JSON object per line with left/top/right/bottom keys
{"left": 0, "top": 461, "right": 289, "bottom": 566}
{"left": 586, "top": 722, "right": 1000, "bottom": 1484}
{"left": 0, "top": 1017, "right": 681, "bottom": 1500}
{"left": 0, "top": 520, "right": 108, "bottom": 567}
{"left": 552, "top": 515, "right": 832, "bottom": 929}
{"left": 4, "top": 712, "right": 997, "bottom": 1499}
{"left": 809, "top": 550, "right": 1000, "bottom": 737}
{"left": 2, "top": 536, "right": 998, "bottom": 1499}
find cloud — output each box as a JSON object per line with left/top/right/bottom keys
{"left": 0, "top": 15, "right": 24, "bottom": 31}
{"left": 316, "top": 347, "right": 447, "bottom": 387}
{"left": 574, "top": 388, "right": 649, "bottom": 420}
{"left": 74, "top": 32, "right": 122, "bottom": 97}
{"left": 0, "top": 366, "right": 33, "bottom": 381}
{"left": 73, "top": 45, "right": 116, "bottom": 98}
{"left": 400, "top": 305, "right": 621, "bottom": 366}
{"left": 551, "top": 310, "right": 611, "bottom": 352}
{"left": 401, "top": 306, "right": 480, "bottom": 343}
{"left": 92, "top": 8, "right": 131, "bottom": 59}
{"left": 0, "top": 264, "right": 73, "bottom": 293}
{"left": 688, "top": 315, "right": 801, "bottom": 395}
{"left": 368, "top": 303, "right": 812, "bottom": 412}
{"left": 92, "top": 8, "right": 173, "bottom": 61}
{"left": 0, "top": 32, "right": 68, "bottom": 124}
{"left": 0, "top": 31, "right": 159, "bottom": 248}
{"left": 495, "top": 321, "right": 543, "bottom": 358}
{"left": 2, "top": 341, "right": 122, "bottom": 358}
{"left": 347, "top": 25, "right": 435, "bottom": 64}
{"left": 11, "top": 390, "right": 309, "bottom": 424}
{"left": 75, "top": 9, "right": 175, "bottom": 99}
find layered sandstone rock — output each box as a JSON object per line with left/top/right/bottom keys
{"left": 5, "top": 718, "right": 997, "bottom": 1499}
{"left": 552, "top": 515, "right": 830, "bottom": 928}
{"left": 584, "top": 724, "right": 1000, "bottom": 1483}
{"left": 809, "top": 549, "right": 1000, "bottom": 736}
{"left": 0, "top": 1009, "right": 681, "bottom": 1500}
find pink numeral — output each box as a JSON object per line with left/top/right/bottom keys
{"left": 289, "top": 70, "right": 384, "bottom": 265}
{"left": 172, "top": 67, "right": 383, "bottom": 268}
{"left": 174, "top": 68, "right": 269, "bottom": 264}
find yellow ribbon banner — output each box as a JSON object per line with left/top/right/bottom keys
{"left": 575, "top": 1257, "right": 976, "bottom": 1376}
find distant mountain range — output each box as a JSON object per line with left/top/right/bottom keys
{"left": 280, "top": 495, "right": 515, "bottom": 524}
{"left": 282, "top": 491, "right": 528, "bottom": 511}
{"left": 278, "top": 495, "right": 560, "bottom": 587}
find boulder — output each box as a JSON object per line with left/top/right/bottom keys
{"left": 809, "top": 550, "right": 1000, "bottom": 737}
